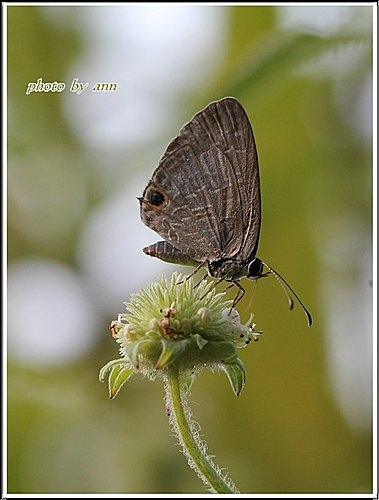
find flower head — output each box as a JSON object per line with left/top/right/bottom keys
{"left": 100, "top": 272, "right": 260, "bottom": 398}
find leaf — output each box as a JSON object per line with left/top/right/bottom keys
{"left": 99, "top": 359, "right": 124, "bottom": 382}
{"left": 193, "top": 333, "right": 208, "bottom": 350}
{"left": 108, "top": 363, "right": 134, "bottom": 399}
{"left": 180, "top": 371, "right": 196, "bottom": 394}
{"left": 223, "top": 32, "right": 370, "bottom": 98}
{"left": 156, "top": 339, "right": 189, "bottom": 369}
{"left": 222, "top": 359, "right": 246, "bottom": 396}
{"left": 126, "top": 339, "right": 151, "bottom": 369}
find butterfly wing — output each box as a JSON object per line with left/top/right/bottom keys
{"left": 140, "top": 97, "right": 261, "bottom": 265}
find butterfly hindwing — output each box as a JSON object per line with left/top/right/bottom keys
{"left": 139, "top": 97, "right": 261, "bottom": 266}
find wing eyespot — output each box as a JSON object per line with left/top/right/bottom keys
{"left": 141, "top": 183, "right": 169, "bottom": 210}
{"left": 148, "top": 189, "right": 165, "bottom": 206}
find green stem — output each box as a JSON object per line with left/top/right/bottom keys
{"left": 165, "top": 364, "right": 239, "bottom": 494}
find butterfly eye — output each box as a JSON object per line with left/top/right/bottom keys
{"left": 247, "top": 258, "right": 264, "bottom": 279}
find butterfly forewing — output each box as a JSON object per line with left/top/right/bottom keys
{"left": 140, "top": 97, "right": 261, "bottom": 265}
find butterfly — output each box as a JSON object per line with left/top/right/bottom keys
{"left": 139, "top": 97, "right": 312, "bottom": 326}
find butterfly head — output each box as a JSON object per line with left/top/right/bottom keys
{"left": 247, "top": 258, "right": 267, "bottom": 280}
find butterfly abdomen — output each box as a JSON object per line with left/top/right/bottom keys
{"left": 143, "top": 241, "right": 202, "bottom": 267}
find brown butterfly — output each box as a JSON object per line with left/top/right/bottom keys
{"left": 139, "top": 97, "right": 312, "bottom": 326}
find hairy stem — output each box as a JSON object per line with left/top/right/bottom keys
{"left": 165, "top": 364, "right": 239, "bottom": 493}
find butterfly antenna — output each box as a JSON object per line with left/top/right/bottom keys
{"left": 261, "top": 261, "right": 313, "bottom": 327}
{"left": 245, "top": 279, "right": 258, "bottom": 314}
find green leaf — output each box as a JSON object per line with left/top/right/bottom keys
{"left": 193, "top": 333, "right": 208, "bottom": 350}
{"left": 223, "top": 32, "right": 370, "bottom": 98}
{"left": 126, "top": 339, "right": 151, "bottom": 369}
{"left": 156, "top": 339, "right": 189, "bottom": 369}
{"left": 180, "top": 371, "right": 196, "bottom": 394}
{"left": 99, "top": 359, "right": 124, "bottom": 382}
{"left": 108, "top": 363, "right": 134, "bottom": 399}
{"left": 222, "top": 359, "right": 246, "bottom": 396}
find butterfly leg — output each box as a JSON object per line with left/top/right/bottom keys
{"left": 180, "top": 261, "right": 206, "bottom": 285}
{"left": 229, "top": 280, "right": 246, "bottom": 314}
{"left": 199, "top": 277, "right": 226, "bottom": 299}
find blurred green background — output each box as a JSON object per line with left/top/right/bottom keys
{"left": 7, "top": 4, "right": 373, "bottom": 494}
